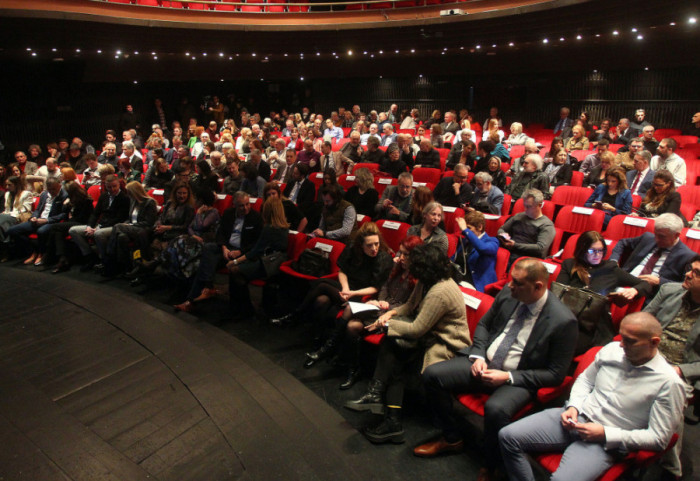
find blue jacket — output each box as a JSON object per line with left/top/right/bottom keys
{"left": 452, "top": 229, "right": 499, "bottom": 292}
{"left": 584, "top": 184, "right": 632, "bottom": 227}
{"left": 32, "top": 188, "right": 68, "bottom": 223}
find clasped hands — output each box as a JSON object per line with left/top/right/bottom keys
{"left": 470, "top": 358, "right": 510, "bottom": 387}
{"left": 560, "top": 407, "right": 606, "bottom": 442}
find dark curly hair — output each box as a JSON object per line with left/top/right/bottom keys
{"left": 408, "top": 244, "right": 452, "bottom": 289}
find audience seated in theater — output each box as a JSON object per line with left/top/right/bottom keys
{"left": 379, "top": 144, "right": 408, "bottom": 179}
{"left": 68, "top": 174, "right": 129, "bottom": 272}
{"left": 375, "top": 172, "right": 413, "bottom": 223}
{"left": 446, "top": 132, "right": 476, "bottom": 171}
{"left": 0, "top": 175, "right": 34, "bottom": 261}
{"left": 625, "top": 149, "right": 655, "bottom": 197}
{"left": 684, "top": 111, "right": 700, "bottom": 137}
{"left": 44, "top": 181, "right": 93, "bottom": 273}
{"left": 433, "top": 164, "right": 473, "bottom": 209}
{"left": 346, "top": 244, "right": 470, "bottom": 445}
{"left": 630, "top": 108, "right": 651, "bottom": 137}
{"left": 469, "top": 171, "right": 504, "bottom": 215}
{"left": 336, "top": 235, "right": 424, "bottom": 389}
{"left": 120, "top": 140, "right": 144, "bottom": 174}
{"left": 266, "top": 138, "right": 288, "bottom": 179}
{"left": 650, "top": 138, "right": 686, "bottom": 187}
{"left": 498, "top": 188, "right": 555, "bottom": 266}
{"left": 297, "top": 139, "right": 322, "bottom": 171}
{"left": 361, "top": 123, "right": 382, "bottom": 146}
{"left": 472, "top": 140, "right": 496, "bottom": 175}
{"left": 588, "top": 118, "right": 614, "bottom": 147}
{"left": 584, "top": 151, "right": 617, "bottom": 189}
{"left": 208, "top": 151, "right": 226, "bottom": 179}
{"left": 413, "top": 124, "right": 430, "bottom": 146}
{"left": 499, "top": 312, "right": 685, "bottom": 481}
{"left": 614, "top": 137, "right": 643, "bottom": 172}
{"left": 65, "top": 143, "right": 87, "bottom": 172}
{"left": 239, "top": 161, "right": 266, "bottom": 199}
{"left": 380, "top": 124, "right": 398, "bottom": 148}
{"left": 407, "top": 201, "right": 448, "bottom": 255}
{"left": 584, "top": 166, "right": 632, "bottom": 228}
{"left": 417, "top": 258, "right": 577, "bottom": 481}
{"left": 483, "top": 118, "right": 505, "bottom": 143}
{"left": 424, "top": 110, "right": 442, "bottom": 130}
{"left": 487, "top": 131, "right": 510, "bottom": 163}
{"left": 292, "top": 222, "right": 393, "bottom": 368}
{"left": 543, "top": 149, "right": 573, "bottom": 196}
{"left": 284, "top": 163, "right": 316, "bottom": 214}
{"left": 226, "top": 197, "right": 290, "bottom": 319}
{"left": 117, "top": 157, "right": 141, "bottom": 185}
{"left": 236, "top": 127, "right": 252, "bottom": 154}
{"left": 557, "top": 231, "right": 651, "bottom": 353}
{"left": 610, "top": 213, "right": 696, "bottom": 295}
{"left": 440, "top": 111, "right": 460, "bottom": 142}
{"left": 97, "top": 142, "right": 118, "bottom": 168}
{"left": 640, "top": 125, "right": 659, "bottom": 154}
{"left": 400, "top": 108, "right": 419, "bottom": 130}
{"left": 343, "top": 168, "right": 378, "bottom": 218}
{"left": 507, "top": 154, "right": 549, "bottom": 203}
{"left": 361, "top": 136, "right": 385, "bottom": 165}
{"left": 14, "top": 150, "right": 38, "bottom": 176}
{"left": 26, "top": 157, "right": 62, "bottom": 189}
{"left": 611, "top": 117, "right": 635, "bottom": 145}
{"left": 430, "top": 124, "right": 445, "bottom": 149}
{"left": 504, "top": 122, "right": 530, "bottom": 147}
{"left": 634, "top": 170, "right": 685, "bottom": 221}
{"left": 311, "top": 184, "right": 356, "bottom": 243}
{"left": 452, "top": 210, "right": 499, "bottom": 292}
{"left": 26, "top": 144, "right": 45, "bottom": 167}
{"left": 222, "top": 161, "right": 243, "bottom": 195}
{"left": 579, "top": 140, "right": 610, "bottom": 176}
{"left": 565, "top": 125, "right": 590, "bottom": 151}
{"left": 262, "top": 182, "right": 307, "bottom": 233}
{"left": 414, "top": 139, "right": 441, "bottom": 169}
{"left": 339, "top": 131, "right": 364, "bottom": 165}
{"left": 7, "top": 177, "right": 67, "bottom": 266}
{"left": 143, "top": 157, "right": 174, "bottom": 191}
{"left": 81, "top": 154, "right": 102, "bottom": 188}
{"left": 482, "top": 108, "right": 503, "bottom": 134}
{"left": 553, "top": 107, "right": 574, "bottom": 134}
{"left": 510, "top": 140, "right": 540, "bottom": 176}
{"left": 324, "top": 118, "right": 343, "bottom": 142}
{"left": 105, "top": 181, "right": 158, "bottom": 276}
{"left": 319, "top": 141, "right": 354, "bottom": 175}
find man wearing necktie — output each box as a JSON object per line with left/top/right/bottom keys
{"left": 610, "top": 213, "right": 696, "bottom": 295}
{"left": 554, "top": 107, "right": 574, "bottom": 134}
{"left": 415, "top": 258, "right": 578, "bottom": 481}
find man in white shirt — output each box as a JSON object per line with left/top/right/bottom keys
{"left": 499, "top": 312, "right": 686, "bottom": 481}
{"left": 650, "top": 138, "right": 686, "bottom": 187}
{"left": 360, "top": 123, "right": 381, "bottom": 146}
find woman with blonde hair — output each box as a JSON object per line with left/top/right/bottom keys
{"left": 482, "top": 118, "right": 504, "bottom": 143}
{"left": 236, "top": 127, "right": 252, "bottom": 154}
{"left": 344, "top": 167, "right": 379, "bottom": 217}
{"left": 226, "top": 197, "right": 291, "bottom": 318}
{"left": 565, "top": 124, "right": 590, "bottom": 151}
{"left": 106, "top": 181, "right": 158, "bottom": 275}
{"left": 584, "top": 151, "right": 617, "bottom": 188}
{"left": 505, "top": 122, "right": 530, "bottom": 146}
{"left": 0, "top": 175, "right": 33, "bottom": 259}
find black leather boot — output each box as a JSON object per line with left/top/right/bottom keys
{"left": 303, "top": 335, "right": 338, "bottom": 368}
{"left": 339, "top": 338, "right": 362, "bottom": 390}
{"left": 343, "top": 379, "right": 385, "bottom": 414}
{"left": 363, "top": 407, "right": 404, "bottom": 444}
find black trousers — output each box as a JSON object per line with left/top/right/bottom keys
{"left": 373, "top": 337, "right": 422, "bottom": 408}
{"left": 422, "top": 355, "right": 533, "bottom": 468}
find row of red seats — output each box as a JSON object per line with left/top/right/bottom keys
{"left": 103, "top": 0, "right": 456, "bottom": 12}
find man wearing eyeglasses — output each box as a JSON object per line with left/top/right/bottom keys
{"left": 433, "top": 164, "right": 473, "bottom": 209}
{"left": 643, "top": 254, "right": 700, "bottom": 479}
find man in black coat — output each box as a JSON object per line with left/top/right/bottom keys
{"left": 433, "top": 164, "right": 473, "bottom": 209}
{"left": 415, "top": 259, "right": 578, "bottom": 481}
{"left": 283, "top": 163, "right": 316, "bottom": 214}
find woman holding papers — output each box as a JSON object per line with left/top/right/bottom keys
{"left": 337, "top": 235, "right": 424, "bottom": 390}
{"left": 344, "top": 244, "right": 471, "bottom": 444}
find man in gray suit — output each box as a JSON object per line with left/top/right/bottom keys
{"left": 415, "top": 258, "right": 578, "bottom": 481}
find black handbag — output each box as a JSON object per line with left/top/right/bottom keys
{"left": 260, "top": 250, "right": 287, "bottom": 278}
{"left": 293, "top": 248, "right": 331, "bottom": 277}
{"left": 550, "top": 281, "right": 615, "bottom": 355}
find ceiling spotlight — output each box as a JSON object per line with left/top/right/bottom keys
{"left": 443, "top": 47, "right": 447, "bottom": 51}
{"left": 670, "top": 22, "right": 676, "bottom": 26}
{"left": 52, "top": 48, "right": 57, "bottom": 52}
{"left": 260, "top": 78, "right": 264, "bottom": 81}
{"left": 97, "top": 49, "right": 102, "bottom": 54}
{"left": 612, "top": 30, "right": 619, "bottom": 35}
{"left": 26, "top": 47, "right": 31, "bottom": 51}
{"left": 644, "top": 67, "right": 649, "bottom": 70}
{"left": 76, "top": 48, "right": 81, "bottom": 52}
{"left": 202, "top": 52, "right": 207, "bottom": 56}
{"left": 379, "top": 75, "right": 383, "bottom": 79}
{"left": 220, "top": 78, "right": 224, "bottom": 82}
{"left": 300, "top": 76, "right": 304, "bottom": 81}
{"left": 631, "top": 27, "right": 638, "bottom": 32}
{"left": 410, "top": 49, "right": 415, "bottom": 53}
{"left": 31, "top": 52, "right": 37, "bottom": 57}
{"left": 115, "top": 55, "right": 119, "bottom": 59}
{"left": 379, "top": 50, "right": 383, "bottom": 54}
{"left": 576, "top": 35, "right": 582, "bottom": 40}
{"left": 153, "top": 56, "right": 158, "bottom": 60}
{"left": 185, "top": 52, "right": 190, "bottom": 56}
{"left": 252, "top": 53, "right": 256, "bottom": 56}
{"left": 229, "top": 56, "right": 233, "bottom": 60}
{"left": 395, "top": 49, "right": 399, "bottom": 53}
{"left": 134, "top": 51, "right": 139, "bottom": 55}
{"left": 347, "top": 50, "right": 353, "bottom": 55}
{"left": 284, "top": 53, "right": 288, "bottom": 56}
{"left": 475, "top": 45, "right": 481, "bottom": 49}
{"left": 690, "top": 17, "right": 697, "bottom": 24}
{"left": 364, "top": 51, "right": 368, "bottom": 55}
{"left": 492, "top": 44, "right": 497, "bottom": 47}
{"left": 192, "top": 56, "right": 196, "bottom": 60}
{"left": 116, "top": 50, "right": 122, "bottom": 55}
{"left": 441, "top": 52, "right": 445, "bottom": 55}
{"left": 637, "top": 34, "right": 644, "bottom": 40}
{"left": 542, "top": 38, "right": 549, "bottom": 43}
{"left": 593, "top": 69, "right": 598, "bottom": 73}
{"left": 559, "top": 37, "right": 564, "bottom": 41}
{"left": 133, "top": 80, "right": 138, "bottom": 84}
{"left": 370, "top": 54, "right": 375, "bottom": 58}
{"left": 219, "top": 52, "right": 224, "bottom": 57}
{"left": 595, "top": 34, "right": 601, "bottom": 37}
{"left": 316, "top": 52, "right": 320, "bottom": 56}
{"left": 509, "top": 42, "right": 514, "bottom": 46}
{"left": 332, "top": 52, "right": 336, "bottom": 56}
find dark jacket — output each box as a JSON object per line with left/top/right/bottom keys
{"left": 88, "top": 190, "right": 130, "bottom": 228}
{"left": 433, "top": 177, "right": 473, "bottom": 208}
{"left": 32, "top": 188, "right": 69, "bottom": 223}
{"left": 216, "top": 207, "right": 263, "bottom": 253}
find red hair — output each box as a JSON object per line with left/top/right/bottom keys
{"left": 389, "top": 235, "right": 424, "bottom": 287}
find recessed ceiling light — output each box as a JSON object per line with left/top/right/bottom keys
{"left": 284, "top": 53, "right": 288, "bottom": 56}
{"left": 348, "top": 50, "right": 353, "bottom": 55}
{"left": 260, "top": 78, "right": 264, "bottom": 81}
{"left": 644, "top": 67, "right": 649, "bottom": 70}
{"left": 219, "top": 52, "right": 224, "bottom": 57}
{"left": 252, "top": 53, "right": 256, "bottom": 56}
{"left": 593, "top": 69, "right": 598, "bottom": 73}
{"left": 202, "top": 52, "right": 207, "bottom": 56}
{"left": 576, "top": 35, "right": 582, "bottom": 40}
{"left": 419, "top": 74, "right": 422, "bottom": 77}
{"left": 509, "top": 42, "right": 514, "bottom": 46}
{"left": 410, "top": 49, "right": 415, "bottom": 53}
{"left": 116, "top": 50, "right": 122, "bottom": 54}
{"left": 26, "top": 47, "right": 31, "bottom": 51}
{"left": 631, "top": 27, "right": 638, "bottom": 32}
{"left": 379, "top": 50, "right": 383, "bottom": 54}
{"left": 134, "top": 51, "right": 139, "bottom": 55}
{"left": 475, "top": 45, "right": 481, "bottom": 49}
{"left": 637, "top": 34, "right": 644, "bottom": 40}
{"left": 97, "top": 49, "right": 102, "bottom": 53}
{"left": 185, "top": 52, "right": 190, "bottom": 56}
{"left": 595, "top": 34, "right": 601, "bottom": 37}
{"left": 316, "top": 52, "right": 320, "bottom": 56}
{"left": 543, "top": 38, "right": 549, "bottom": 43}
{"left": 52, "top": 48, "right": 57, "bottom": 52}
{"left": 31, "top": 52, "right": 37, "bottom": 56}
{"left": 670, "top": 22, "right": 676, "bottom": 26}
{"left": 492, "top": 44, "right": 497, "bottom": 47}
{"left": 229, "top": 56, "right": 233, "bottom": 60}
{"left": 395, "top": 49, "right": 399, "bottom": 53}
{"left": 300, "top": 76, "right": 304, "bottom": 80}
{"left": 690, "top": 17, "right": 697, "bottom": 24}
{"left": 370, "top": 54, "right": 374, "bottom": 58}
{"left": 76, "top": 48, "right": 81, "bottom": 52}
{"left": 133, "top": 80, "right": 138, "bottom": 84}
{"left": 612, "top": 30, "right": 619, "bottom": 35}
{"left": 559, "top": 37, "right": 565, "bottom": 42}
{"left": 153, "top": 56, "right": 157, "bottom": 60}
{"left": 220, "top": 78, "right": 224, "bottom": 82}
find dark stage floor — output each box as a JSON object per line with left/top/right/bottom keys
{"left": 0, "top": 263, "right": 697, "bottom": 481}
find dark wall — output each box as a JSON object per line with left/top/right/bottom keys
{"left": 1, "top": 61, "right": 698, "bottom": 158}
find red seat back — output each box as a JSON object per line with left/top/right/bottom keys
{"left": 412, "top": 167, "right": 441, "bottom": 185}
{"left": 603, "top": 215, "right": 655, "bottom": 240}
{"left": 441, "top": 206, "right": 465, "bottom": 234}
{"left": 376, "top": 219, "right": 410, "bottom": 254}
{"left": 459, "top": 286, "right": 495, "bottom": 342}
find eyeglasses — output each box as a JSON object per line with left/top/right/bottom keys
{"left": 587, "top": 249, "right": 605, "bottom": 255}
{"left": 685, "top": 265, "right": 700, "bottom": 279}
{"left": 652, "top": 183, "right": 668, "bottom": 188}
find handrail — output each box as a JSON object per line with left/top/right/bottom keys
{"left": 93, "top": 0, "right": 466, "bottom": 9}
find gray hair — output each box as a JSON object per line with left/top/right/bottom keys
{"left": 619, "top": 118, "right": 630, "bottom": 126}
{"left": 454, "top": 164, "right": 468, "bottom": 174}
{"left": 398, "top": 172, "right": 413, "bottom": 184}
{"left": 654, "top": 213, "right": 684, "bottom": 234}
{"left": 522, "top": 188, "right": 544, "bottom": 205}
{"left": 474, "top": 171, "right": 493, "bottom": 183}
{"left": 122, "top": 140, "right": 135, "bottom": 151}
{"left": 422, "top": 201, "right": 443, "bottom": 219}
{"left": 510, "top": 122, "right": 523, "bottom": 134}
{"left": 221, "top": 142, "right": 234, "bottom": 151}
{"left": 525, "top": 153, "right": 544, "bottom": 171}
{"left": 354, "top": 168, "right": 374, "bottom": 191}
{"left": 636, "top": 150, "right": 652, "bottom": 163}
{"left": 524, "top": 139, "right": 538, "bottom": 151}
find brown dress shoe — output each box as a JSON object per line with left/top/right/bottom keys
{"left": 413, "top": 437, "right": 464, "bottom": 457}
{"left": 193, "top": 287, "right": 218, "bottom": 302}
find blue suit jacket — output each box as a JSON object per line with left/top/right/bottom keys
{"left": 452, "top": 229, "right": 499, "bottom": 292}
{"left": 460, "top": 286, "right": 578, "bottom": 391}
{"left": 610, "top": 232, "right": 697, "bottom": 285}
{"left": 626, "top": 169, "right": 655, "bottom": 197}
{"left": 32, "top": 188, "right": 68, "bottom": 223}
